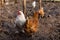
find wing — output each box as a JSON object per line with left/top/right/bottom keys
{"left": 25, "top": 18, "right": 38, "bottom": 35}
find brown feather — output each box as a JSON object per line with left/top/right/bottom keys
{"left": 25, "top": 12, "right": 39, "bottom": 35}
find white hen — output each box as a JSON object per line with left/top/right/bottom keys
{"left": 32, "top": 1, "right": 36, "bottom": 8}
{"left": 15, "top": 11, "right": 26, "bottom": 32}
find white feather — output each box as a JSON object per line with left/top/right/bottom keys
{"left": 15, "top": 11, "right": 26, "bottom": 26}
{"left": 32, "top": 1, "right": 36, "bottom": 8}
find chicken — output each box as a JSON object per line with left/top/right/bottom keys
{"left": 39, "top": 0, "right": 45, "bottom": 17}
{"left": 24, "top": 11, "right": 40, "bottom": 36}
{"left": 15, "top": 11, "right": 26, "bottom": 32}
{"left": 32, "top": 1, "right": 36, "bottom": 8}
{"left": 38, "top": 7, "right": 44, "bottom": 17}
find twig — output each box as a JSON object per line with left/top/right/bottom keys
{"left": 23, "top": 0, "right": 26, "bottom": 16}
{"left": 40, "top": 0, "right": 42, "bottom": 9}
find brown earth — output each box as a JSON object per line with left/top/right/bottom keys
{"left": 0, "top": 0, "right": 60, "bottom": 40}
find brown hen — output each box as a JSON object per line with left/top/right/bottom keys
{"left": 24, "top": 11, "right": 40, "bottom": 36}
{"left": 38, "top": 7, "right": 45, "bottom": 17}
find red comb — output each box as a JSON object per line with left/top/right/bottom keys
{"left": 17, "top": 11, "right": 21, "bottom": 15}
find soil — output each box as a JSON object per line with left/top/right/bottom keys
{"left": 0, "top": 0, "right": 60, "bottom": 40}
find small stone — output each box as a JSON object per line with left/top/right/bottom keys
{"left": 48, "top": 10, "right": 51, "bottom": 12}
{"left": 48, "top": 15, "right": 52, "bottom": 17}
{"left": 21, "top": 30, "right": 25, "bottom": 33}
{"left": 15, "top": 31, "right": 19, "bottom": 34}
